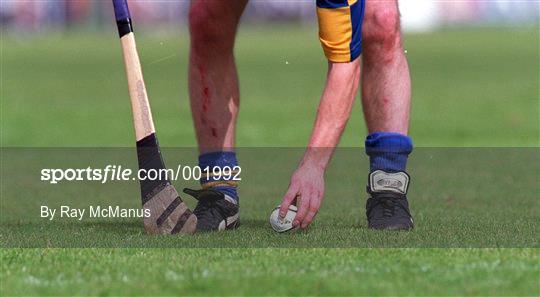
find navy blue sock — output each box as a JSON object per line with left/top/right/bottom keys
{"left": 365, "top": 132, "right": 413, "bottom": 173}
{"left": 198, "top": 152, "right": 239, "bottom": 202}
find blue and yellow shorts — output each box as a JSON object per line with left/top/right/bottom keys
{"left": 316, "top": 0, "right": 366, "bottom": 63}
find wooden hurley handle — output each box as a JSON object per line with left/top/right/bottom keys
{"left": 113, "top": 0, "right": 155, "bottom": 141}
{"left": 119, "top": 34, "right": 156, "bottom": 141}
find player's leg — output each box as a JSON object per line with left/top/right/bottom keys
{"left": 361, "top": 0, "right": 414, "bottom": 230}
{"left": 184, "top": 0, "right": 248, "bottom": 231}
{"left": 362, "top": 0, "right": 410, "bottom": 134}
{"left": 188, "top": 0, "right": 246, "bottom": 153}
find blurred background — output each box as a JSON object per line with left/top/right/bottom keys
{"left": 2, "top": 1, "right": 539, "bottom": 147}
{"left": 1, "top": 0, "right": 538, "bottom": 32}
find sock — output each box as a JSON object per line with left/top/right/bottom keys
{"left": 365, "top": 132, "right": 413, "bottom": 173}
{"left": 198, "top": 151, "right": 239, "bottom": 202}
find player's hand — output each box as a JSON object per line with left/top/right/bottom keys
{"left": 279, "top": 163, "right": 325, "bottom": 229}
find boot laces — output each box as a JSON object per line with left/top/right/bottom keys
{"left": 184, "top": 188, "right": 226, "bottom": 222}
{"left": 368, "top": 193, "right": 409, "bottom": 218}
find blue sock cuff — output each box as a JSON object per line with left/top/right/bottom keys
{"left": 198, "top": 151, "right": 239, "bottom": 201}
{"left": 365, "top": 132, "right": 413, "bottom": 173}
{"left": 198, "top": 151, "right": 238, "bottom": 169}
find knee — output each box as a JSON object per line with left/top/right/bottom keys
{"left": 189, "top": 4, "right": 235, "bottom": 52}
{"left": 363, "top": 7, "right": 401, "bottom": 52}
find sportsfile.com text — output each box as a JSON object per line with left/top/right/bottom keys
{"left": 40, "top": 165, "right": 242, "bottom": 184}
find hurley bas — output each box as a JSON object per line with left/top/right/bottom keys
{"left": 41, "top": 206, "right": 151, "bottom": 221}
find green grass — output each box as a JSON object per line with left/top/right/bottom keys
{"left": 2, "top": 27, "right": 539, "bottom": 147}
{"left": 2, "top": 249, "right": 538, "bottom": 296}
{"left": 1, "top": 26, "right": 539, "bottom": 295}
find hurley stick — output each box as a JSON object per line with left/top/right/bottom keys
{"left": 112, "top": 0, "right": 196, "bottom": 235}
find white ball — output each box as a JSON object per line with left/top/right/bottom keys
{"left": 269, "top": 205, "right": 298, "bottom": 233}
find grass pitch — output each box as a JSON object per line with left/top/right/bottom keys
{"left": 3, "top": 249, "right": 538, "bottom": 296}
{"left": 1, "top": 27, "right": 539, "bottom": 295}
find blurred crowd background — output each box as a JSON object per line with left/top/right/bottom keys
{"left": 1, "top": 0, "right": 538, "bottom": 33}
